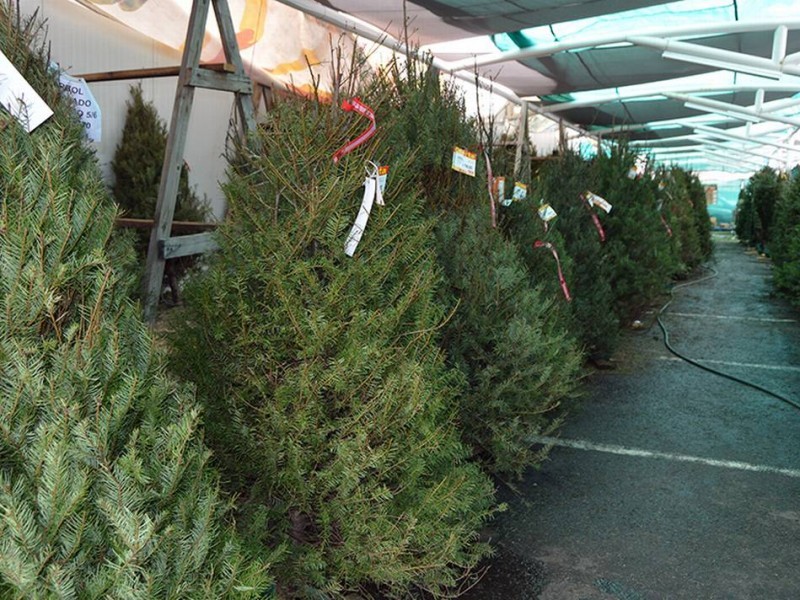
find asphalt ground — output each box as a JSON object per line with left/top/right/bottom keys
{"left": 463, "top": 235, "right": 800, "bottom": 600}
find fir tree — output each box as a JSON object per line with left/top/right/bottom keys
{"left": 436, "top": 207, "right": 583, "bottom": 476}
{"left": 771, "top": 171, "right": 800, "bottom": 304}
{"left": 374, "top": 57, "right": 582, "bottom": 475}
{"left": 169, "top": 97, "right": 496, "bottom": 598}
{"left": 527, "top": 152, "right": 620, "bottom": 359}
{"left": 736, "top": 167, "right": 782, "bottom": 253}
{"left": 593, "top": 146, "right": 677, "bottom": 320}
{"left": 0, "top": 4, "right": 267, "bottom": 596}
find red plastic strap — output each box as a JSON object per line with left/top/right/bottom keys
{"left": 483, "top": 150, "right": 497, "bottom": 228}
{"left": 534, "top": 240, "right": 572, "bottom": 302}
{"left": 584, "top": 193, "right": 606, "bottom": 243}
{"left": 333, "top": 98, "right": 377, "bottom": 164}
{"left": 590, "top": 211, "right": 606, "bottom": 243}
{"left": 660, "top": 213, "right": 673, "bottom": 238}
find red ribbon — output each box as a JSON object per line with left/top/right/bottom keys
{"left": 534, "top": 240, "right": 571, "bottom": 302}
{"left": 333, "top": 98, "right": 376, "bottom": 163}
{"left": 583, "top": 194, "right": 606, "bottom": 242}
{"left": 483, "top": 150, "right": 497, "bottom": 228}
{"left": 590, "top": 212, "right": 606, "bottom": 242}
{"left": 660, "top": 213, "right": 673, "bottom": 237}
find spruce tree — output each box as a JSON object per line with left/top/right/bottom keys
{"left": 772, "top": 171, "right": 800, "bottom": 304}
{"left": 736, "top": 167, "right": 782, "bottom": 253}
{"left": 593, "top": 146, "right": 677, "bottom": 320}
{"left": 169, "top": 97, "right": 495, "bottom": 597}
{"left": 526, "top": 152, "right": 620, "bottom": 359}
{"left": 0, "top": 5, "right": 267, "bottom": 596}
{"left": 436, "top": 207, "right": 583, "bottom": 475}
{"left": 373, "top": 57, "right": 583, "bottom": 476}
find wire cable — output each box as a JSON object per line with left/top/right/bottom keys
{"left": 657, "top": 266, "right": 800, "bottom": 412}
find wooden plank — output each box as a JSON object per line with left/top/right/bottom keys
{"left": 159, "top": 232, "right": 219, "bottom": 259}
{"left": 189, "top": 68, "right": 252, "bottom": 93}
{"left": 76, "top": 63, "right": 230, "bottom": 83}
{"left": 212, "top": 0, "right": 256, "bottom": 132}
{"left": 115, "top": 217, "right": 218, "bottom": 233}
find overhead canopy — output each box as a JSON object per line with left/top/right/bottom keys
{"left": 73, "top": 0, "right": 800, "bottom": 174}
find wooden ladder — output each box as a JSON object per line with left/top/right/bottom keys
{"left": 142, "top": 0, "right": 255, "bottom": 323}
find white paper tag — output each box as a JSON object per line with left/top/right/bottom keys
{"left": 583, "top": 191, "right": 613, "bottom": 213}
{"left": 377, "top": 165, "right": 389, "bottom": 193}
{"left": 344, "top": 177, "right": 378, "bottom": 257}
{"left": 58, "top": 71, "right": 102, "bottom": 141}
{"left": 451, "top": 146, "right": 477, "bottom": 177}
{"left": 494, "top": 176, "right": 506, "bottom": 202}
{"left": 512, "top": 182, "right": 527, "bottom": 201}
{"left": 0, "top": 49, "right": 53, "bottom": 132}
{"left": 538, "top": 203, "right": 557, "bottom": 222}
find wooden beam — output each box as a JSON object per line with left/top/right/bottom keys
{"left": 75, "top": 63, "right": 231, "bottom": 83}
{"left": 115, "top": 217, "right": 218, "bottom": 233}
{"left": 159, "top": 232, "right": 219, "bottom": 259}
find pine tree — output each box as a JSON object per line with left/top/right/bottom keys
{"left": 527, "top": 152, "right": 620, "bottom": 359}
{"left": 0, "top": 5, "right": 267, "bottom": 596}
{"left": 373, "top": 57, "right": 582, "bottom": 476}
{"left": 736, "top": 167, "right": 782, "bottom": 253}
{"left": 436, "top": 207, "right": 583, "bottom": 475}
{"left": 111, "top": 84, "right": 210, "bottom": 303}
{"left": 593, "top": 146, "right": 677, "bottom": 321}
{"left": 169, "top": 96, "right": 496, "bottom": 597}
{"left": 772, "top": 171, "right": 800, "bottom": 304}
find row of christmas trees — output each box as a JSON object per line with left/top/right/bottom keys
{"left": 0, "top": 6, "right": 711, "bottom": 598}
{"left": 735, "top": 166, "right": 800, "bottom": 305}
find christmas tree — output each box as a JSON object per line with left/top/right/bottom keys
{"left": 169, "top": 96, "right": 496, "bottom": 597}
{"left": 0, "top": 5, "right": 266, "bottom": 596}
{"left": 771, "top": 170, "right": 800, "bottom": 304}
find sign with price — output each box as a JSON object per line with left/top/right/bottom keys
{"left": 0, "top": 49, "right": 53, "bottom": 132}
{"left": 58, "top": 72, "right": 101, "bottom": 142}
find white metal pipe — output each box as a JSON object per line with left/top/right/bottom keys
{"left": 693, "top": 124, "right": 800, "bottom": 152}
{"left": 773, "top": 25, "right": 789, "bottom": 63}
{"left": 446, "top": 20, "right": 800, "bottom": 71}
{"left": 699, "top": 138, "right": 781, "bottom": 162}
{"left": 631, "top": 36, "right": 800, "bottom": 78}
{"left": 667, "top": 93, "right": 800, "bottom": 127}
{"left": 541, "top": 82, "right": 800, "bottom": 112}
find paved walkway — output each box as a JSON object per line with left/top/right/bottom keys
{"left": 464, "top": 236, "right": 800, "bottom": 600}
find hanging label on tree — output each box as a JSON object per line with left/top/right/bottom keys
{"left": 333, "top": 97, "right": 376, "bottom": 164}
{"left": 494, "top": 177, "right": 507, "bottom": 205}
{"left": 58, "top": 70, "right": 102, "bottom": 141}
{"left": 451, "top": 146, "right": 477, "bottom": 176}
{"left": 534, "top": 240, "right": 571, "bottom": 302}
{"left": 0, "top": 49, "right": 53, "bottom": 132}
{"left": 582, "top": 191, "right": 612, "bottom": 213}
{"left": 538, "top": 203, "right": 557, "bottom": 222}
{"left": 512, "top": 182, "right": 528, "bottom": 201}
{"left": 344, "top": 162, "right": 385, "bottom": 257}
{"left": 377, "top": 165, "right": 389, "bottom": 193}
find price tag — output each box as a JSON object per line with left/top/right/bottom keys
{"left": 538, "top": 203, "right": 557, "bottom": 222}
{"left": 58, "top": 71, "right": 102, "bottom": 142}
{"left": 512, "top": 181, "right": 527, "bottom": 201}
{"left": 582, "top": 191, "right": 612, "bottom": 213}
{"left": 451, "top": 147, "right": 477, "bottom": 177}
{"left": 0, "top": 49, "right": 52, "bottom": 132}
{"left": 377, "top": 165, "right": 389, "bottom": 193}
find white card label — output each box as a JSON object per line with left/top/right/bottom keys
{"left": 538, "top": 203, "right": 557, "bottom": 222}
{"left": 0, "top": 49, "right": 53, "bottom": 132}
{"left": 512, "top": 181, "right": 527, "bottom": 201}
{"left": 583, "top": 191, "right": 613, "bottom": 213}
{"left": 451, "top": 146, "right": 477, "bottom": 177}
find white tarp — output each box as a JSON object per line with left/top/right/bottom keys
{"left": 75, "top": 0, "right": 357, "bottom": 98}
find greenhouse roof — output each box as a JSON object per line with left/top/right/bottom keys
{"left": 73, "top": 0, "right": 800, "bottom": 175}
{"left": 296, "top": 0, "right": 800, "bottom": 175}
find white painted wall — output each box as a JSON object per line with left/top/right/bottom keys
{"left": 20, "top": 0, "right": 235, "bottom": 217}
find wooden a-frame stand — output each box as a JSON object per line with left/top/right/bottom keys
{"left": 142, "top": 0, "right": 255, "bottom": 323}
